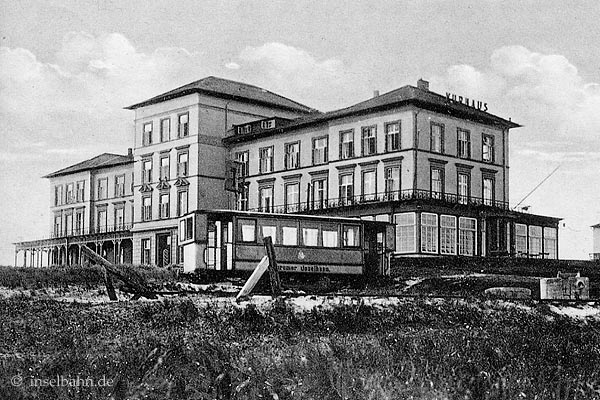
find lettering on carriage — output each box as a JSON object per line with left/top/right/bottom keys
{"left": 278, "top": 264, "right": 331, "bottom": 273}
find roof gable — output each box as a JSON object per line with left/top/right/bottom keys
{"left": 125, "top": 76, "right": 315, "bottom": 113}
{"left": 44, "top": 153, "right": 133, "bottom": 178}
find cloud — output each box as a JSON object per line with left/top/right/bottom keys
{"left": 432, "top": 45, "right": 600, "bottom": 145}
{"left": 236, "top": 42, "right": 362, "bottom": 110}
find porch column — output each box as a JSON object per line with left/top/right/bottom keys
{"left": 78, "top": 245, "right": 82, "bottom": 265}
{"left": 14, "top": 249, "right": 18, "bottom": 268}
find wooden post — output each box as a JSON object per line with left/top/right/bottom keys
{"left": 104, "top": 269, "right": 118, "bottom": 301}
{"left": 263, "top": 236, "right": 281, "bottom": 297}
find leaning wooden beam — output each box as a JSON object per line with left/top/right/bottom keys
{"left": 80, "top": 245, "right": 158, "bottom": 300}
{"left": 263, "top": 236, "right": 282, "bottom": 297}
{"left": 104, "top": 269, "right": 118, "bottom": 301}
{"left": 236, "top": 256, "right": 269, "bottom": 302}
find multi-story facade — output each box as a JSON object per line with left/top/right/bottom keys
{"left": 14, "top": 153, "right": 134, "bottom": 267}
{"left": 225, "top": 79, "right": 560, "bottom": 258}
{"left": 14, "top": 76, "right": 560, "bottom": 266}
{"left": 592, "top": 223, "right": 600, "bottom": 260}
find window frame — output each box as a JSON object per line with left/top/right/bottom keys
{"left": 284, "top": 182, "right": 300, "bottom": 213}
{"left": 457, "top": 172, "right": 471, "bottom": 204}
{"left": 97, "top": 178, "right": 108, "bottom": 200}
{"left": 482, "top": 176, "right": 495, "bottom": 206}
{"left": 160, "top": 117, "right": 171, "bottom": 142}
{"left": 430, "top": 122, "right": 444, "bottom": 153}
{"left": 385, "top": 121, "right": 401, "bottom": 152}
{"left": 339, "top": 129, "right": 354, "bottom": 159}
{"left": 339, "top": 172, "right": 354, "bottom": 204}
{"left": 142, "top": 195, "right": 152, "bottom": 222}
{"left": 458, "top": 217, "right": 477, "bottom": 256}
{"left": 238, "top": 218, "right": 257, "bottom": 243}
{"left": 457, "top": 128, "right": 471, "bottom": 159}
{"left": 177, "top": 189, "right": 188, "bottom": 217}
{"left": 420, "top": 212, "right": 439, "bottom": 254}
{"left": 177, "top": 112, "right": 189, "bottom": 138}
{"left": 440, "top": 215, "right": 457, "bottom": 255}
{"left": 258, "top": 185, "right": 274, "bottom": 213}
{"left": 342, "top": 224, "right": 361, "bottom": 248}
{"left": 159, "top": 192, "right": 170, "bottom": 219}
{"left": 160, "top": 155, "right": 170, "bottom": 181}
{"left": 115, "top": 174, "right": 126, "bottom": 197}
{"left": 361, "top": 169, "right": 377, "bottom": 201}
{"left": 284, "top": 141, "right": 300, "bottom": 170}
{"left": 143, "top": 122, "right": 153, "bottom": 146}
{"left": 142, "top": 159, "right": 153, "bottom": 184}
{"left": 430, "top": 166, "right": 444, "bottom": 199}
{"left": 259, "top": 146, "right": 274, "bottom": 174}
{"left": 361, "top": 125, "right": 377, "bottom": 156}
{"left": 482, "top": 134, "right": 495, "bottom": 163}
{"left": 312, "top": 136, "right": 329, "bottom": 165}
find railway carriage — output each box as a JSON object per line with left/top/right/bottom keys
{"left": 178, "top": 210, "right": 394, "bottom": 277}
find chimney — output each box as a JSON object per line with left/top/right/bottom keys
{"left": 417, "top": 79, "right": 429, "bottom": 91}
{"left": 127, "top": 148, "right": 133, "bottom": 157}
{"left": 373, "top": 90, "right": 380, "bottom": 98}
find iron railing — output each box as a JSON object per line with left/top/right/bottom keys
{"left": 50, "top": 223, "right": 133, "bottom": 239}
{"left": 249, "top": 189, "right": 509, "bottom": 214}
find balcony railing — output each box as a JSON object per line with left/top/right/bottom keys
{"left": 249, "top": 189, "right": 509, "bottom": 214}
{"left": 50, "top": 223, "right": 133, "bottom": 239}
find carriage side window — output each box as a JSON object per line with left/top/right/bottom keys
{"left": 322, "top": 224, "right": 339, "bottom": 248}
{"left": 260, "top": 225, "right": 277, "bottom": 243}
{"left": 343, "top": 225, "right": 360, "bottom": 247}
{"left": 282, "top": 224, "right": 298, "bottom": 246}
{"left": 302, "top": 223, "right": 320, "bottom": 247}
{"left": 239, "top": 219, "right": 256, "bottom": 242}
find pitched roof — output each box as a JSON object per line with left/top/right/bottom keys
{"left": 44, "top": 153, "right": 133, "bottom": 178}
{"left": 592, "top": 223, "right": 600, "bottom": 228}
{"left": 224, "top": 84, "right": 520, "bottom": 145}
{"left": 125, "top": 76, "right": 315, "bottom": 113}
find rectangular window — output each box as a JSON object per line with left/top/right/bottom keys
{"left": 302, "top": 225, "right": 319, "bottom": 247}
{"left": 180, "top": 216, "right": 194, "bottom": 242}
{"left": 115, "top": 175, "right": 125, "bottom": 197}
{"left": 142, "top": 196, "right": 152, "bottom": 221}
{"left": 544, "top": 227, "right": 557, "bottom": 259}
{"left": 458, "top": 217, "right": 477, "bottom": 256}
{"left": 483, "top": 177, "right": 494, "bottom": 206}
{"left": 361, "top": 126, "right": 377, "bottom": 156}
{"left": 177, "top": 152, "right": 189, "bottom": 177}
{"left": 54, "top": 215, "right": 62, "bottom": 236}
{"left": 160, "top": 156, "right": 170, "bottom": 180}
{"left": 285, "top": 182, "right": 300, "bottom": 213}
{"left": 340, "top": 130, "right": 354, "bottom": 159}
{"left": 160, "top": 118, "right": 170, "bottom": 142}
{"left": 284, "top": 142, "right": 300, "bottom": 170}
{"left": 259, "top": 186, "right": 273, "bottom": 212}
{"left": 385, "top": 122, "right": 400, "bottom": 152}
{"left": 361, "top": 170, "right": 376, "bottom": 201}
{"left": 431, "top": 167, "right": 444, "bottom": 199}
{"left": 75, "top": 210, "right": 84, "bottom": 235}
{"left": 65, "top": 213, "right": 73, "bottom": 236}
{"left": 483, "top": 134, "right": 495, "bottom": 162}
{"left": 115, "top": 207, "right": 125, "bottom": 230}
{"left": 339, "top": 173, "right": 354, "bottom": 204}
{"left": 142, "top": 160, "right": 152, "bottom": 184}
{"left": 66, "top": 183, "right": 74, "bottom": 204}
{"left": 178, "top": 113, "right": 189, "bottom": 137}
{"left": 236, "top": 151, "right": 249, "bottom": 177}
{"left": 384, "top": 166, "right": 400, "bottom": 200}
{"left": 177, "top": 190, "right": 188, "bottom": 216}
{"left": 97, "top": 209, "right": 107, "bottom": 232}
{"left": 311, "top": 178, "right": 327, "bottom": 210}
{"left": 528, "top": 225, "right": 542, "bottom": 256}
{"left": 458, "top": 173, "right": 470, "bottom": 204}
{"left": 260, "top": 225, "right": 277, "bottom": 243}
{"left": 431, "top": 123, "right": 444, "bottom": 153}
{"left": 141, "top": 238, "right": 151, "bottom": 264}
{"left": 143, "top": 122, "right": 153, "bottom": 146}
{"left": 55, "top": 185, "right": 63, "bottom": 206}
{"left": 97, "top": 178, "right": 108, "bottom": 200}
{"left": 259, "top": 146, "right": 274, "bottom": 173}
{"left": 236, "top": 183, "right": 249, "bottom": 211}
{"left": 394, "top": 213, "right": 416, "bottom": 253}
{"left": 342, "top": 225, "right": 360, "bottom": 247}
{"left": 312, "top": 137, "right": 328, "bottom": 165}
{"left": 421, "top": 213, "right": 438, "bottom": 254}
{"left": 322, "top": 224, "right": 339, "bottom": 248}
{"left": 440, "top": 215, "right": 457, "bottom": 255}
{"left": 159, "top": 193, "right": 170, "bottom": 219}
{"left": 282, "top": 225, "right": 298, "bottom": 246}
{"left": 457, "top": 129, "right": 471, "bottom": 159}
{"left": 76, "top": 181, "right": 85, "bottom": 202}
{"left": 515, "top": 223, "right": 528, "bottom": 256}
{"left": 261, "top": 119, "right": 275, "bottom": 129}
{"left": 239, "top": 219, "right": 256, "bottom": 242}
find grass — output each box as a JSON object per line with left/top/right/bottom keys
{"left": 1, "top": 295, "right": 599, "bottom": 399}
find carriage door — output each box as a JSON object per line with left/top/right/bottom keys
{"left": 364, "top": 225, "right": 388, "bottom": 276}
{"left": 206, "top": 218, "right": 234, "bottom": 270}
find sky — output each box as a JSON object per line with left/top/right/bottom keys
{"left": 0, "top": 0, "right": 599, "bottom": 264}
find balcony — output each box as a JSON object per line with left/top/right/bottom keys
{"left": 249, "top": 189, "right": 509, "bottom": 214}
{"left": 51, "top": 223, "right": 133, "bottom": 239}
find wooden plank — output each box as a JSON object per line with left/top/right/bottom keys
{"left": 81, "top": 245, "right": 158, "bottom": 300}
{"left": 263, "top": 236, "right": 281, "bottom": 297}
{"left": 236, "top": 256, "right": 269, "bottom": 302}
{"left": 104, "top": 269, "right": 118, "bottom": 301}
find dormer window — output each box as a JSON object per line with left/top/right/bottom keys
{"left": 261, "top": 119, "right": 275, "bottom": 129}
{"left": 244, "top": 125, "right": 252, "bottom": 134}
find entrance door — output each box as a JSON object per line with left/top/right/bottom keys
{"left": 206, "top": 219, "right": 234, "bottom": 270}
{"left": 156, "top": 233, "right": 171, "bottom": 268}
{"left": 364, "top": 225, "right": 388, "bottom": 277}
